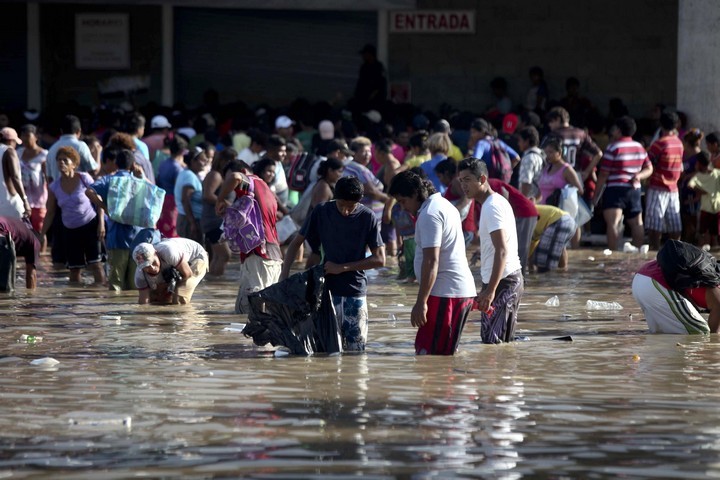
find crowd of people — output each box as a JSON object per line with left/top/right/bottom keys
{"left": 2, "top": 58, "right": 720, "bottom": 353}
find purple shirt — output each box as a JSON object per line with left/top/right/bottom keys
{"left": 49, "top": 172, "right": 96, "bottom": 228}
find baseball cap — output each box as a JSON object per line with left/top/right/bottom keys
{"left": 470, "top": 118, "right": 490, "bottom": 133}
{"left": 150, "top": 115, "right": 172, "bottom": 129}
{"left": 133, "top": 243, "right": 156, "bottom": 270}
{"left": 0, "top": 127, "right": 22, "bottom": 145}
{"left": 318, "top": 120, "right": 334, "bottom": 140}
{"left": 502, "top": 113, "right": 519, "bottom": 134}
{"left": 275, "top": 115, "right": 294, "bottom": 129}
{"left": 363, "top": 110, "right": 382, "bottom": 124}
{"left": 326, "top": 139, "right": 352, "bottom": 156}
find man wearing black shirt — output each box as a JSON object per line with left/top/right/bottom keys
{"left": 281, "top": 176, "right": 385, "bottom": 351}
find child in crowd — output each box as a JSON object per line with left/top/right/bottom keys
{"left": 688, "top": 152, "right": 720, "bottom": 248}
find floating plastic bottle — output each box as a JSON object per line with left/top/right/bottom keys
{"left": 387, "top": 314, "right": 397, "bottom": 327}
{"left": 69, "top": 416, "right": 132, "bottom": 429}
{"left": 545, "top": 295, "right": 560, "bottom": 307}
{"left": 18, "top": 335, "right": 43, "bottom": 344}
{"left": 586, "top": 300, "right": 623, "bottom": 310}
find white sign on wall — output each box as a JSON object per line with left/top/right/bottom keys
{"left": 75, "top": 13, "right": 130, "bottom": 69}
{"left": 390, "top": 10, "right": 476, "bottom": 34}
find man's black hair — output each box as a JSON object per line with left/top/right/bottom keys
{"left": 61, "top": 114, "right": 82, "bottom": 135}
{"left": 517, "top": 126, "right": 540, "bottom": 147}
{"left": 660, "top": 111, "right": 679, "bottom": 131}
{"left": 615, "top": 116, "right": 637, "bottom": 137}
{"left": 388, "top": 170, "right": 436, "bottom": 202}
{"left": 434, "top": 158, "right": 457, "bottom": 176}
{"left": 334, "top": 176, "right": 364, "bottom": 202}
{"left": 266, "top": 134, "right": 286, "bottom": 150}
{"left": 457, "top": 157, "right": 488, "bottom": 178}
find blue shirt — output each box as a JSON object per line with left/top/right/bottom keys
{"left": 472, "top": 137, "right": 519, "bottom": 168}
{"left": 420, "top": 154, "right": 448, "bottom": 195}
{"left": 157, "top": 158, "right": 183, "bottom": 193}
{"left": 89, "top": 171, "right": 141, "bottom": 250}
{"left": 301, "top": 201, "right": 383, "bottom": 297}
{"left": 174, "top": 169, "right": 203, "bottom": 218}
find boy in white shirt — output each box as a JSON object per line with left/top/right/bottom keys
{"left": 458, "top": 157, "right": 524, "bottom": 343}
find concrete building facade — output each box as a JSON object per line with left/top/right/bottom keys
{"left": 3, "top": 0, "right": 716, "bottom": 130}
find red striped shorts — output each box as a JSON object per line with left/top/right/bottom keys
{"left": 415, "top": 296, "right": 474, "bottom": 355}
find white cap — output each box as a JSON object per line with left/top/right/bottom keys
{"left": 150, "top": 115, "right": 172, "bottom": 129}
{"left": 318, "top": 120, "right": 334, "bottom": 140}
{"left": 133, "top": 243, "right": 156, "bottom": 270}
{"left": 275, "top": 115, "right": 294, "bottom": 129}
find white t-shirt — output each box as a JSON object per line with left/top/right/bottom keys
{"left": 478, "top": 193, "right": 522, "bottom": 284}
{"left": 237, "top": 148, "right": 263, "bottom": 166}
{"left": 414, "top": 193, "right": 476, "bottom": 298}
{"left": 135, "top": 238, "right": 208, "bottom": 290}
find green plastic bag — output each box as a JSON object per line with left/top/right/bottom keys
{"left": 107, "top": 175, "right": 166, "bottom": 228}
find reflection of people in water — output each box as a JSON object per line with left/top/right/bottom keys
{"left": 632, "top": 240, "right": 720, "bottom": 334}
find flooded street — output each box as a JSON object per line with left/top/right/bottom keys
{"left": 2, "top": 249, "right": 720, "bottom": 479}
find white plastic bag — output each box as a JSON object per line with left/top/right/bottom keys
{"left": 276, "top": 216, "right": 299, "bottom": 244}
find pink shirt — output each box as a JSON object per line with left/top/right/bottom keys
{"left": 538, "top": 163, "right": 570, "bottom": 204}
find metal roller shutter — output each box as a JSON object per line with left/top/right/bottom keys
{"left": 175, "top": 8, "right": 377, "bottom": 107}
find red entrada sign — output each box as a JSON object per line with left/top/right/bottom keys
{"left": 390, "top": 10, "right": 476, "bottom": 34}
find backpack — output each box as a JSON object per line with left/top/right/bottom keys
{"left": 222, "top": 177, "right": 266, "bottom": 254}
{"left": 657, "top": 240, "right": 720, "bottom": 291}
{"left": 287, "top": 152, "right": 320, "bottom": 192}
{"left": 488, "top": 139, "right": 513, "bottom": 183}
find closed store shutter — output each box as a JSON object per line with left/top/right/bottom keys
{"left": 1, "top": 3, "right": 27, "bottom": 110}
{"left": 175, "top": 8, "right": 377, "bottom": 107}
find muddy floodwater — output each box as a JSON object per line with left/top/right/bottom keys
{"left": 2, "top": 249, "right": 720, "bottom": 479}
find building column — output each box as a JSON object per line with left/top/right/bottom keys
{"left": 677, "top": 0, "right": 720, "bottom": 132}
{"left": 27, "top": 2, "right": 41, "bottom": 110}
{"left": 161, "top": 4, "right": 174, "bottom": 107}
{"left": 377, "top": 9, "right": 388, "bottom": 84}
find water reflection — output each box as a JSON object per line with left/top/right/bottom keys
{"left": 2, "top": 250, "right": 720, "bottom": 477}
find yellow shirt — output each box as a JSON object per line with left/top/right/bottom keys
{"left": 403, "top": 153, "right": 432, "bottom": 169}
{"left": 530, "top": 205, "right": 567, "bottom": 255}
{"left": 449, "top": 143, "right": 464, "bottom": 162}
{"left": 688, "top": 169, "right": 720, "bottom": 214}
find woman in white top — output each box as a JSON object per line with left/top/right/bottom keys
{"left": 17, "top": 125, "right": 48, "bottom": 233}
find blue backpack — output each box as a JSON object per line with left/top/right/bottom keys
{"left": 223, "top": 177, "right": 266, "bottom": 254}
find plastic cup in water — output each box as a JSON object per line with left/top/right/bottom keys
{"left": 387, "top": 314, "right": 397, "bottom": 327}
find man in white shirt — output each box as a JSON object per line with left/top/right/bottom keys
{"left": 458, "top": 157, "right": 524, "bottom": 344}
{"left": 237, "top": 129, "right": 267, "bottom": 166}
{"left": 133, "top": 238, "right": 208, "bottom": 305}
{"left": 389, "top": 171, "right": 476, "bottom": 355}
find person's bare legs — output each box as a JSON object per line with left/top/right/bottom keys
{"left": 69, "top": 268, "right": 82, "bottom": 283}
{"left": 603, "top": 208, "right": 623, "bottom": 250}
{"left": 626, "top": 213, "right": 645, "bottom": 248}
{"left": 558, "top": 248, "right": 568, "bottom": 271}
{"left": 570, "top": 227, "right": 581, "bottom": 249}
{"left": 648, "top": 230, "right": 662, "bottom": 251}
{"left": 209, "top": 242, "right": 231, "bottom": 276}
{"left": 90, "top": 262, "right": 105, "bottom": 285}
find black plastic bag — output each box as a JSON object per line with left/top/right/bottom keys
{"left": 243, "top": 265, "right": 342, "bottom": 355}
{"left": 657, "top": 239, "right": 720, "bottom": 291}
